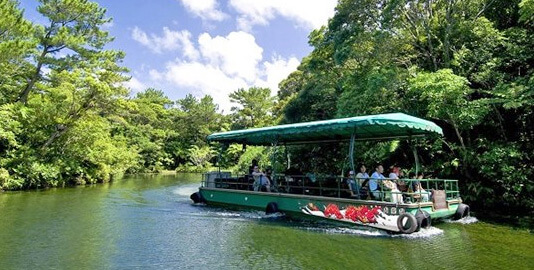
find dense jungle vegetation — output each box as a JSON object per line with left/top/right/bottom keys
{"left": 0, "top": 0, "right": 533, "bottom": 225}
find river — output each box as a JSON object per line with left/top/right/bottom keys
{"left": 0, "top": 173, "right": 532, "bottom": 269}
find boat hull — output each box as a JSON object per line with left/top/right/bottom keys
{"left": 198, "top": 187, "right": 461, "bottom": 233}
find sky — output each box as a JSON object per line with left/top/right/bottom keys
{"left": 19, "top": 0, "right": 337, "bottom": 113}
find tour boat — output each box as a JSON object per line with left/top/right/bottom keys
{"left": 190, "top": 113, "right": 470, "bottom": 234}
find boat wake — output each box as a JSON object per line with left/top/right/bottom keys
{"left": 172, "top": 185, "right": 198, "bottom": 197}
{"left": 444, "top": 216, "right": 478, "bottom": 224}
{"left": 297, "top": 225, "right": 443, "bottom": 238}
{"left": 298, "top": 226, "right": 385, "bottom": 236}
{"left": 391, "top": 226, "right": 444, "bottom": 238}
{"left": 184, "top": 209, "right": 286, "bottom": 220}
{"left": 235, "top": 211, "right": 286, "bottom": 219}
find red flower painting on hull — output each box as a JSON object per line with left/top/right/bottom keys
{"left": 344, "top": 205, "right": 381, "bottom": 223}
{"left": 324, "top": 204, "right": 343, "bottom": 219}
{"left": 304, "top": 203, "right": 382, "bottom": 224}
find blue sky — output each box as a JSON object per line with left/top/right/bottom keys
{"left": 19, "top": 0, "right": 337, "bottom": 112}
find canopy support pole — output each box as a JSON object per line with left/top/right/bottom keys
{"left": 217, "top": 144, "right": 223, "bottom": 178}
{"left": 411, "top": 140, "right": 420, "bottom": 176}
{"left": 284, "top": 143, "right": 290, "bottom": 169}
{"left": 349, "top": 133, "right": 355, "bottom": 173}
{"left": 348, "top": 133, "right": 359, "bottom": 198}
{"left": 271, "top": 140, "right": 279, "bottom": 192}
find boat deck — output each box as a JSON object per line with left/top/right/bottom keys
{"left": 202, "top": 172, "right": 461, "bottom": 205}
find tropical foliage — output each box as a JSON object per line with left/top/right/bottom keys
{"left": 1, "top": 0, "right": 533, "bottom": 224}
{"left": 278, "top": 0, "right": 534, "bottom": 221}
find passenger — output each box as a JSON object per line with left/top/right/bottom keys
{"left": 252, "top": 165, "right": 271, "bottom": 192}
{"left": 346, "top": 170, "right": 358, "bottom": 197}
{"left": 355, "top": 164, "right": 370, "bottom": 186}
{"left": 388, "top": 165, "right": 399, "bottom": 181}
{"left": 370, "top": 164, "right": 385, "bottom": 199}
{"left": 406, "top": 172, "right": 416, "bottom": 191}
{"left": 383, "top": 168, "right": 403, "bottom": 204}
{"left": 265, "top": 166, "right": 274, "bottom": 188}
{"left": 248, "top": 159, "right": 259, "bottom": 175}
{"left": 265, "top": 166, "right": 273, "bottom": 181}
{"left": 412, "top": 171, "right": 424, "bottom": 190}
{"left": 414, "top": 182, "right": 430, "bottom": 202}
{"left": 393, "top": 166, "right": 408, "bottom": 192}
{"left": 359, "top": 178, "right": 370, "bottom": 199}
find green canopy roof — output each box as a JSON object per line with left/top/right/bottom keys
{"left": 207, "top": 113, "right": 443, "bottom": 145}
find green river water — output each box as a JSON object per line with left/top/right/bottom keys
{"left": 0, "top": 173, "right": 532, "bottom": 269}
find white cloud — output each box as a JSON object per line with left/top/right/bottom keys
{"left": 164, "top": 61, "right": 248, "bottom": 112}
{"left": 131, "top": 27, "right": 200, "bottom": 58}
{"left": 131, "top": 27, "right": 150, "bottom": 47}
{"left": 257, "top": 56, "right": 300, "bottom": 93}
{"left": 198, "top": 31, "right": 263, "bottom": 82}
{"left": 149, "top": 69, "right": 163, "bottom": 81}
{"left": 148, "top": 31, "right": 300, "bottom": 113}
{"left": 124, "top": 77, "right": 146, "bottom": 94}
{"left": 178, "top": 0, "right": 227, "bottom": 21}
{"left": 229, "top": 0, "right": 337, "bottom": 31}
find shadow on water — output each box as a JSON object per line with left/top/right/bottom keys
{"left": 1, "top": 173, "right": 533, "bottom": 269}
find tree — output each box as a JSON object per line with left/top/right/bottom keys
{"left": 113, "top": 88, "right": 174, "bottom": 172}
{"left": 0, "top": 0, "right": 35, "bottom": 104}
{"left": 229, "top": 87, "right": 275, "bottom": 129}
{"left": 168, "top": 94, "right": 226, "bottom": 168}
{"left": 0, "top": 0, "right": 136, "bottom": 188}
{"left": 17, "top": 0, "right": 115, "bottom": 104}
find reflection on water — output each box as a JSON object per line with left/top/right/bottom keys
{"left": 0, "top": 173, "right": 532, "bottom": 269}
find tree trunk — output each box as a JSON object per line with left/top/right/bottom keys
{"left": 443, "top": 0, "right": 456, "bottom": 68}
{"left": 423, "top": 0, "right": 438, "bottom": 71}
{"left": 40, "top": 92, "right": 96, "bottom": 150}
{"left": 41, "top": 125, "right": 69, "bottom": 150}
{"left": 451, "top": 119, "right": 473, "bottom": 179}
{"left": 18, "top": 46, "right": 49, "bottom": 104}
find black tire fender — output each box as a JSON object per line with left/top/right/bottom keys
{"left": 397, "top": 213, "right": 418, "bottom": 234}
{"left": 266, "top": 202, "right": 279, "bottom": 214}
{"left": 454, "top": 203, "right": 470, "bottom": 220}
{"left": 190, "top": 192, "right": 205, "bottom": 203}
{"left": 415, "top": 210, "right": 432, "bottom": 231}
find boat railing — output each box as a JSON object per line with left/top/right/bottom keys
{"left": 201, "top": 172, "right": 461, "bottom": 203}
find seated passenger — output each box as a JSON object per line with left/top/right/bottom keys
{"left": 383, "top": 179, "right": 403, "bottom": 203}
{"left": 395, "top": 167, "right": 408, "bottom": 192}
{"left": 248, "top": 159, "right": 259, "bottom": 175}
{"left": 414, "top": 182, "right": 430, "bottom": 202}
{"left": 355, "top": 164, "right": 369, "bottom": 186}
{"left": 411, "top": 172, "right": 424, "bottom": 191}
{"left": 252, "top": 165, "right": 271, "bottom": 192}
{"left": 385, "top": 165, "right": 403, "bottom": 203}
{"left": 346, "top": 170, "right": 358, "bottom": 197}
{"left": 359, "top": 179, "right": 370, "bottom": 199}
{"left": 370, "top": 164, "right": 385, "bottom": 199}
